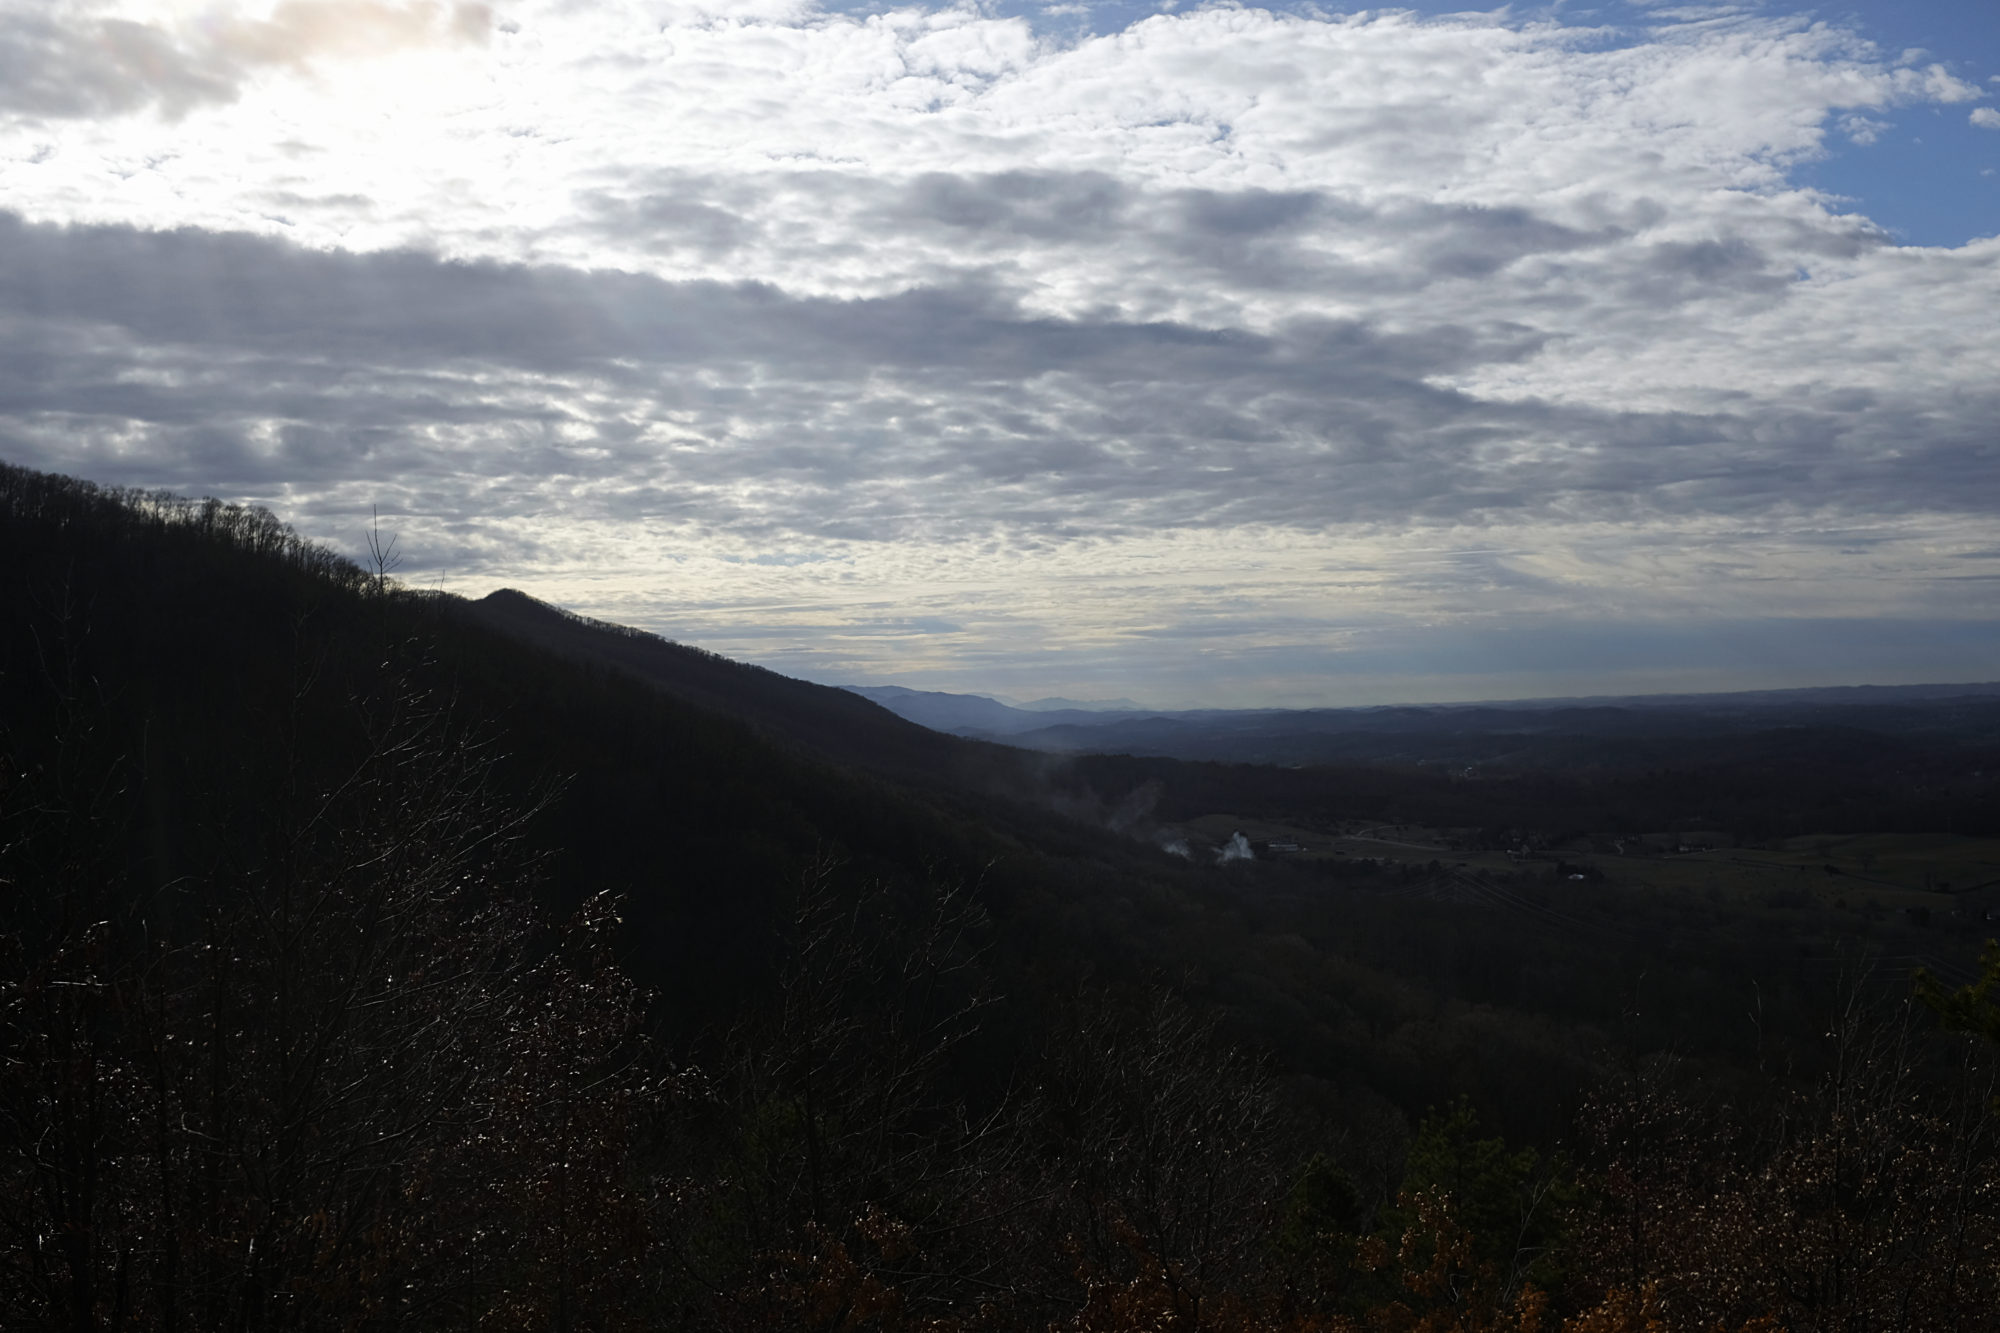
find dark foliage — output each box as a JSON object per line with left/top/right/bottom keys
{"left": 7, "top": 460, "right": 2000, "bottom": 1330}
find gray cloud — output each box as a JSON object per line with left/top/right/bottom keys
{"left": 1407, "top": 204, "right": 1626, "bottom": 280}
{"left": 579, "top": 185, "right": 761, "bottom": 258}
{"left": 894, "top": 170, "right": 1132, "bottom": 241}
{"left": 0, "top": 14, "right": 239, "bottom": 119}
{"left": 857, "top": 171, "right": 1633, "bottom": 294}
{"left": 1622, "top": 237, "right": 1791, "bottom": 302}
{"left": 0, "top": 206, "right": 1994, "bottom": 572}
{"left": 0, "top": 2, "right": 489, "bottom": 120}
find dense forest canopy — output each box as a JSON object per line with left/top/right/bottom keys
{"left": 5, "top": 460, "right": 2000, "bottom": 1331}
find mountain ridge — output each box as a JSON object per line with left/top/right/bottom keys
{"left": 842, "top": 678, "right": 2000, "bottom": 770}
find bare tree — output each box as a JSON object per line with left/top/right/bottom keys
{"left": 1, "top": 668, "right": 655, "bottom": 1332}
{"left": 1035, "top": 991, "right": 1285, "bottom": 1332}
{"left": 658, "top": 856, "right": 1023, "bottom": 1331}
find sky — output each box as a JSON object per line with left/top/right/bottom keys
{"left": 0, "top": 0, "right": 1996, "bottom": 707}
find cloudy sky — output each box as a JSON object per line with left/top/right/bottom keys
{"left": 2, "top": 0, "right": 1996, "bottom": 706}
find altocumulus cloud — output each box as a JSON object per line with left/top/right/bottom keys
{"left": 0, "top": 0, "right": 1994, "bottom": 702}
{"left": 0, "top": 0, "right": 489, "bottom": 119}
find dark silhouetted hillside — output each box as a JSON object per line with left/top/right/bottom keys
{"left": 462, "top": 588, "right": 1026, "bottom": 786}
{"left": 10, "top": 460, "right": 2000, "bottom": 1331}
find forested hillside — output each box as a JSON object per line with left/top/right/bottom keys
{"left": 6, "top": 461, "right": 2000, "bottom": 1331}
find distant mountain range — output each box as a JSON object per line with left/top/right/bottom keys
{"left": 843, "top": 680, "right": 2000, "bottom": 769}
{"left": 997, "top": 693, "right": 1147, "bottom": 712}
{"left": 841, "top": 684, "right": 1148, "bottom": 737}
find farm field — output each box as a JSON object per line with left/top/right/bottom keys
{"left": 1169, "top": 812, "right": 2000, "bottom": 987}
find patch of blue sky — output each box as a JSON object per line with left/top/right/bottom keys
{"left": 1793, "top": 2, "right": 2000, "bottom": 246}
{"left": 807, "top": 0, "right": 2000, "bottom": 247}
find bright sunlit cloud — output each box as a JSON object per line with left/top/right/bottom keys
{"left": 0, "top": 0, "right": 1995, "bottom": 704}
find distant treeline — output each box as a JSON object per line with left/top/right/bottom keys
{"left": 1061, "top": 741, "right": 2000, "bottom": 843}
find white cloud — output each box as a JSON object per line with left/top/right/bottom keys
{"left": 0, "top": 0, "right": 1995, "bottom": 699}
{"left": 1838, "top": 113, "right": 1886, "bottom": 144}
{"left": 1973, "top": 106, "right": 2000, "bottom": 130}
